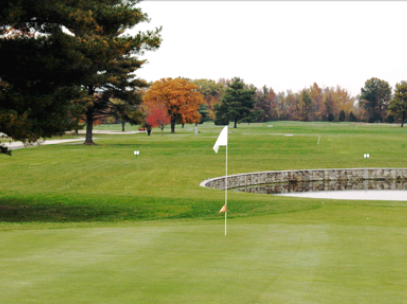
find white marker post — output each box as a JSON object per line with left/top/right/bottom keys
{"left": 134, "top": 150, "right": 139, "bottom": 159}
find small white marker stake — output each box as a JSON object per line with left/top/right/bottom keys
{"left": 134, "top": 150, "right": 139, "bottom": 159}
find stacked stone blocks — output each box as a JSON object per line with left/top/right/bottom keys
{"left": 201, "top": 168, "right": 407, "bottom": 190}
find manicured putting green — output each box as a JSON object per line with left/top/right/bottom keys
{"left": 2, "top": 210, "right": 407, "bottom": 304}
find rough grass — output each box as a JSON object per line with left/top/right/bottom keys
{"left": 2, "top": 121, "right": 407, "bottom": 303}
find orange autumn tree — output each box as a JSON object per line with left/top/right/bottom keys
{"left": 144, "top": 78, "right": 204, "bottom": 133}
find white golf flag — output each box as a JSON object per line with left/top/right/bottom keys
{"left": 213, "top": 126, "right": 228, "bottom": 153}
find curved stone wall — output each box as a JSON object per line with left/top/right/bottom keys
{"left": 200, "top": 168, "right": 407, "bottom": 190}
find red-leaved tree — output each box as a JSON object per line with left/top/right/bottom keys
{"left": 145, "top": 107, "right": 171, "bottom": 135}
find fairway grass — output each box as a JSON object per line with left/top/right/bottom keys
{"left": 2, "top": 122, "right": 407, "bottom": 303}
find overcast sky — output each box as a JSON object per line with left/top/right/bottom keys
{"left": 132, "top": 1, "right": 407, "bottom": 96}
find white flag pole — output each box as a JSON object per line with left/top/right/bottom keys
{"left": 225, "top": 137, "right": 228, "bottom": 236}
{"left": 213, "top": 125, "right": 228, "bottom": 235}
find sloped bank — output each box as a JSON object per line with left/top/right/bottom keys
{"left": 200, "top": 168, "right": 407, "bottom": 190}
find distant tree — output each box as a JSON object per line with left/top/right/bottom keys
{"left": 214, "top": 77, "right": 256, "bottom": 128}
{"left": 335, "top": 86, "right": 354, "bottom": 121}
{"left": 145, "top": 107, "right": 171, "bottom": 135}
{"left": 324, "top": 89, "right": 335, "bottom": 121}
{"left": 144, "top": 78, "right": 204, "bottom": 133}
{"left": 309, "top": 83, "right": 324, "bottom": 120}
{"left": 298, "top": 89, "right": 313, "bottom": 121}
{"left": 192, "top": 79, "right": 224, "bottom": 122}
{"left": 349, "top": 111, "right": 358, "bottom": 122}
{"left": 389, "top": 81, "right": 407, "bottom": 127}
{"left": 360, "top": 77, "right": 392, "bottom": 123}
{"left": 214, "top": 114, "right": 230, "bottom": 125}
{"left": 387, "top": 114, "right": 395, "bottom": 124}
{"left": 109, "top": 98, "right": 143, "bottom": 132}
{"left": 339, "top": 110, "right": 346, "bottom": 122}
{"left": 197, "top": 104, "right": 210, "bottom": 124}
{"left": 254, "top": 86, "right": 277, "bottom": 122}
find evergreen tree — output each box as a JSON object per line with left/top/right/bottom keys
{"left": 0, "top": 0, "right": 161, "bottom": 152}
{"left": 360, "top": 77, "right": 392, "bottom": 123}
{"left": 0, "top": 1, "right": 94, "bottom": 154}
{"left": 389, "top": 81, "right": 407, "bottom": 127}
{"left": 109, "top": 98, "right": 143, "bottom": 132}
{"left": 68, "top": 1, "right": 161, "bottom": 144}
{"left": 214, "top": 113, "right": 230, "bottom": 125}
{"left": 254, "top": 86, "right": 277, "bottom": 122}
{"left": 214, "top": 78, "right": 256, "bottom": 128}
{"left": 349, "top": 111, "right": 358, "bottom": 122}
{"left": 198, "top": 104, "right": 210, "bottom": 124}
{"left": 339, "top": 110, "right": 346, "bottom": 122}
{"left": 387, "top": 114, "right": 395, "bottom": 124}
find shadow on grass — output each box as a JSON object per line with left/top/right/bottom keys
{"left": 0, "top": 194, "right": 322, "bottom": 223}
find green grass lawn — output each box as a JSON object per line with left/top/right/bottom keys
{"left": 93, "top": 123, "right": 142, "bottom": 131}
{"left": 1, "top": 121, "right": 407, "bottom": 303}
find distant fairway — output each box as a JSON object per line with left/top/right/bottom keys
{"left": 1, "top": 122, "right": 407, "bottom": 303}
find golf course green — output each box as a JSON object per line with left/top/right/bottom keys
{"left": 1, "top": 121, "right": 407, "bottom": 303}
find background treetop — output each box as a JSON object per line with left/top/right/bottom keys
{"left": 144, "top": 78, "right": 204, "bottom": 133}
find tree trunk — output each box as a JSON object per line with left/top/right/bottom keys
{"left": 147, "top": 128, "right": 152, "bottom": 135}
{"left": 234, "top": 118, "right": 237, "bottom": 128}
{"left": 122, "top": 121, "right": 125, "bottom": 132}
{"left": 402, "top": 115, "right": 404, "bottom": 127}
{"left": 182, "top": 123, "right": 184, "bottom": 128}
{"left": 171, "top": 117, "right": 175, "bottom": 133}
{"left": 84, "top": 108, "right": 95, "bottom": 144}
{"left": 84, "top": 86, "right": 95, "bottom": 145}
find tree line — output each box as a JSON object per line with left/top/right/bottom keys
{"left": 139, "top": 76, "right": 407, "bottom": 134}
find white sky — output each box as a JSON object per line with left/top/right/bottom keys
{"left": 132, "top": 1, "right": 407, "bottom": 96}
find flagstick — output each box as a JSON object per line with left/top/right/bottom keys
{"left": 225, "top": 138, "right": 228, "bottom": 236}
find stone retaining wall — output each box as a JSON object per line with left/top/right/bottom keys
{"left": 200, "top": 168, "right": 407, "bottom": 190}
{"left": 237, "top": 180, "right": 407, "bottom": 195}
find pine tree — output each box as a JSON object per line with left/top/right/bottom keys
{"left": 214, "top": 78, "right": 257, "bottom": 128}
{"left": 360, "top": 77, "right": 392, "bottom": 123}
{"left": 349, "top": 111, "right": 358, "bottom": 122}
{"left": 0, "top": 0, "right": 161, "bottom": 153}
{"left": 339, "top": 110, "right": 346, "bottom": 122}
{"left": 0, "top": 1, "right": 94, "bottom": 154}
{"left": 66, "top": 1, "right": 161, "bottom": 144}
{"left": 389, "top": 81, "right": 407, "bottom": 127}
